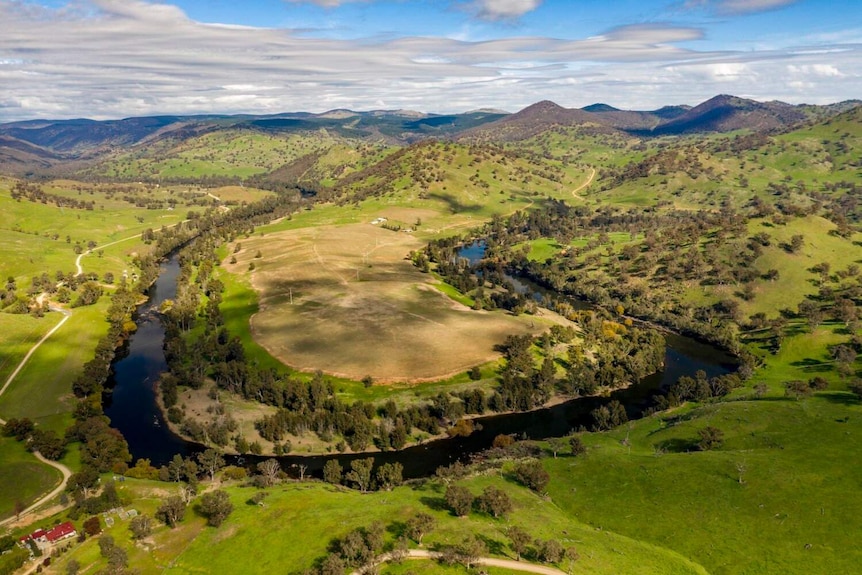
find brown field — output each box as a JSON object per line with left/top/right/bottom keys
{"left": 225, "top": 223, "right": 553, "bottom": 382}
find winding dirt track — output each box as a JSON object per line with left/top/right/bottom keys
{"left": 349, "top": 549, "right": 568, "bottom": 575}
{"left": 571, "top": 167, "right": 596, "bottom": 197}
{"left": 0, "top": 452, "right": 72, "bottom": 529}
{"left": 0, "top": 307, "right": 71, "bottom": 406}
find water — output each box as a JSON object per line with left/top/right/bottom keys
{"left": 104, "top": 251, "right": 736, "bottom": 479}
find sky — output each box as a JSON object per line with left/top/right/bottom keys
{"left": 0, "top": 0, "right": 860, "bottom": 121}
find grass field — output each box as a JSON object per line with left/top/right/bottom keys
{"left": 39, "top": 473, "right": 706, "bottom": 575}
{"left": 0, "top": 178, "right": 188, "bottom": 286}
{"left": 0, "top": 301, "right": 110, "bottom": 432}
{"left": 0, "top": 313, "right": 64, "bottom": 388}
{"left": 545, "top": 393, "right": 862, "bottom": 575}
{"left": 225, "top": 223, "right": 558, "bottom": 382}
{"left": 0, "top": 437, "right": 62, "bottom": 523}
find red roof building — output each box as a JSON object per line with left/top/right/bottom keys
{"left": 45, "top": 522, "right": 76, "bottom": 543}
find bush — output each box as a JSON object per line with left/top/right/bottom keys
{"left": 199, "top": 490, "right": 233, "bottom": 527}
{"left": 513, "top": 460, "right": 550, "bottom": 492}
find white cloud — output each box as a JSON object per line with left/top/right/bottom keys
{"left": 469, "top": 0, "right": 542, "bottom": 20}
{"left": 717, "top": 0, "right": 797, "bottom": 14}
{"left": 0, "top": 0, "right": 858, "bottom": 121}
{"left": 682, "top": 0, "right": 798, "bottom": 15}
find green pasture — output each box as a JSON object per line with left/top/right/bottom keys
{"left": 0, "top": 437, "right": 62, "bottom": 523}
{"left": 0, "top": 302, "right": 110, "bottom": 432}
{"left": 149, "top": 475, "right": 703, "bottom": 575}
{"left": 545, "top": 393, "right": 862, "bottom": 575}
{"left": 0, "top": 181, "right": 186, "bottom": 285}
{"left": 0, "top": 313, "right": 63, "bottom": 388}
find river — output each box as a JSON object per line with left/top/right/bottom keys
{"left": 105, "top": 251, "right": 736, "bottom": 479}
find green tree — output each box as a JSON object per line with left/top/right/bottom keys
{"left": 537, "top": 538, "right": 564, "bottom": 563}
{"left": 196, "top": 449, "right": 225, "bottom": 482}
{"left": 697, "top": 426, "right": 724, "bottom": 451}
{"left": 156, "top": 495, "right": 186, "bottom": 527}
{"left": 375, "top": 462, "right": 403, "bottom": 491}
{"left": 507, "top": 525, "right": 531, "bottom": 561}
{"left": 322, "top": 460, "right": 343, "bottom": 485}
{"left": 345, "top": 457, "right": 374, "bottom": 493}
{"left": 568, "top": 434, "right": 587, "bottom": 456}
{"left": 129, "top": 514, "right": 153, "bottom": 540}
{"left": 406, "top": 513, "right": 435, "bottom": 545}
{"left": 199, "top": 490, "right": 233, "bottom": 527}
{"left": 476, "top": 485, "right": 512, "bottom": 518}
{"left": 445, "top": 484, "right": 473, "bottom": 517}
{"left": 513, "top": 460, "right": 550, "bottom": 493}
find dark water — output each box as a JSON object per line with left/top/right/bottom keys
{"left": 105, "top": 251, "right": 736, "bottom": 479}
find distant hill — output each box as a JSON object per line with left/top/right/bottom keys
{"left": 649, "top": 95, "right": 808, "bottom": 135}
{"left": 458, "top": 100, "right": 613, "bottom": 142}
{"left": 0, "top": 134, "right": 66, "bottom": 174}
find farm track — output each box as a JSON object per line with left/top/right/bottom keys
{"left": 572, "top": 167, "right": 596, "bottom": 197}
{"left": 349, "top": 549, "right": 568, "bottom": 575}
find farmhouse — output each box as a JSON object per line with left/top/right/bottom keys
{"left": 46, "top": 522, "right": 77, "bottom": 543}
{"left": 19, "top": 528, "right": 47, "bottom": 545}
{"left": 19, "top": 522, "right": 77, "bottom": 549}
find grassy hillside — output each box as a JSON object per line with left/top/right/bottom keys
{"left": 34, "top": 473, "right": 706, "bottom": 575}
{"left": 545, "top": 393, "right": 862, "bottom": 575}
{"left": 90, "top": 130, "right": 345, "bottom": 180}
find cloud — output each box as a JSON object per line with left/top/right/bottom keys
{"left": 682, "top": 0, "right": 799, "bottom": 15}
{"left": 468, "top": 0, "right": 543, "bottom": 20}
{"left": 0, "top": 0, "right": 859, "bottom": 121}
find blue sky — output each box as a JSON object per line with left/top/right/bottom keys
{"left": 0, "top": 0, "right": 860, "bottom": 120}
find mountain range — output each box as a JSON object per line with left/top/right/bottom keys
{"left": 1, "top": 94, "right": 859, "bottom": 174}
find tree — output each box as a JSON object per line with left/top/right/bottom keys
{"left": 129, "top": 514, "right": 153, "bottom": 540}
{"left": 537, "top": 538, "right": 564, "bottom": 563}
{"left": 65, "top": 559, "right": 81, "bottom": 575}
{"left": 67, "top": 467, "right": 100, "bottom": 497}
{"left": 12, "top": 500, "right": 25, "bottom": 521}
{"left": 406, "top": 513, "right": 435, "bottom": 545}
{"left": 476, "top": 485, "right": 512, "bottom": 518}
{"left": 445, "top": 484, "right": 473, "bottom": 517}
{"left": 375, "top": 462, "right": 403, "bottom": 491}
{"left": 322, "top": 460, "right": 343, "bottom": 485}
{"left": 29, "top": 429, "right": 65, "bottom": 460}
{"left": 256, "top": 459, "right": 281, "bottom": 487}
{"left": 833, "top": 344, "right": 857, "bottom": 377}
{"left": 199, "top": 490, "right": 233, "bottom": 527}
{"left": 513, "top": 460, "right": 550, "bottom": 493}
{"left": 547, "top": 437, "right": 566, "bottom": 458}
{"left": 697, "top": 426, "right": 724, "bottom": 451}
{"left": 319, "top": 553, "right": 346, "bottom": 575}
{"left": 507, "top": 525, "right": 531, "bottom": 561}
{"left": 446, "top": 535, "right": 486, "bottom": 569}
{"left": 2, "top": 418, "right": 34, "bottom": 441}
{"left": 196, "top": 449, "right": 225, "bottom": 482}
{"left": 568, "top": 434, "right": 586, "bottom": 456}
{"left": 156, "top": 495, "right": 186, "bottom": 527}
{"left": 98, "top": 535, "right": 116, "bottom": 558}
{"left": 82, "top": 516, "right": 101, "bottom": 536}
{"left": 345, "top": 457, "right": 374, "bottom": 493}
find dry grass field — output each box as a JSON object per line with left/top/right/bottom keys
{"left": 225, "top": 222, "right": 551, "bottom": 382}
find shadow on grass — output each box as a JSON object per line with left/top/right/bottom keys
{"left": 477, "top": 533, "right": 507, "bottom": 556}
{"left": 790, "top": 358, "right": 833, "bottom": 373}
{"left": 386, "top": 520, "right": 407, "bottom": 539}
{"left": 654, "top": 438, "right": 697, "bottom": 453}
{"left": 819, "top": 391, "right": 862, "bottom": 407}
{"left": 419, "top": 496, "right": 449, "bottom": 513}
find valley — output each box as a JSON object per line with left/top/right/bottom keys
{"left": 1, "top": 94, "right": 861, "bottom": 575}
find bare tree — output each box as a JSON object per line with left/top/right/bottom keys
{"left": 257, "top": 459, "right": 281, "bottom": 487}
